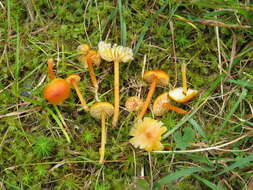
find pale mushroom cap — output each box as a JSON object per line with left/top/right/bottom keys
{"left": 125, "top": 96, "right": 144, "bottom": 112}
{"left": 66, "top": 74, "right": 81, "bottom": 84}
{"left": 77, "top": 44, "right": 90, "bottom": 55}
{"left": 169, "top": 87, "right": 198, "bottom": 103}
{"left": 90, "top": 102, "right": 114, "bottom": 120}
{"left": 98, "top": 41, "right": 133, "bottom": 63}
{"left": 153, "top": 93, "right": 170, "bottom": 116}
{"left": 87, "top": 50, "right": 101, "bottom": 67}
{"left": 143, "top": 70, "right": 169, "bottom": 86}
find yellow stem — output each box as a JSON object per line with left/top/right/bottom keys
{"left": 87, "top": 57, "right": 98, "bottom": 90}
{"left": 163, "top": 103, "right": 188, "bottom": 114}
{"left": 112, "top": 60, "right": 120, "bottom": 127}
{"left": 182, "top": 63, "right": 187, "bottom": 95}
{"left": 99, "top": 111, "right": 106, "bottom": 163}
{"left": 72, "top": 82, "right": 89, "bottom": 111}
{"left": 47, "top": 58, "right": 55, "bottom": 80}
{"left": 137, "top": 77, "right": 158, "bottom": 120}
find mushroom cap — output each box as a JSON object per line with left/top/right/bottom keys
{"left": 77, "top": 44, "right": 90, "bottom": 55}
{"left": 125, "top": 96, "right": 144, "bottom": 112}
{"left": 43, "top": 78, "right": 71, "bottom": 104}
{"left": 143, "top": 70, "right": 169, "bottom": 86}
{"left": 169, "top": 87, "right": 198, "bottom": 103}
{"left": 87, "top": 50, "right": 101, "bottom": 67}
{"left": 90, "top": 102, "right": 114, "bottom": 120}
{"left": 66, "top": 74, "right": 81, "bottom": 85}
{"left": 153, "top": 93, "right": 170, "bottom": 116}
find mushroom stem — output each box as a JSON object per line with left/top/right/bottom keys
{"left": 87, "top": 57, "right": 99, "bottom": 90}
{"left": 99, "top": 111, "right": 106, "bottom": 163}
{"left": 112, "top": 60, "right": 120, "bottom": 127}
{"left": 72, "top": 82, "right": 89, "bottom": 111}
{"left": 137, "top": 77, "right": 158, "bottom": 120}
{"left": 47, "top": 58, "right": 55, "bottom": 80}
{"left": 163, "top": 103, "right": 188, "bottom": 114}
{"left": 181, "top": 63, "right": 187, "bottom": 95}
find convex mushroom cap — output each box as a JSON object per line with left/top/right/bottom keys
{"left": 66, "top": 74, "right": 80, "bottom": 84}
{"left": 143, "top": 70, "right": 169, "bottom": 86}
{"left": 43, "top": 78, "right": 71, "bottom": 104}
{"left": 125, "top": 96, "right": 144, "bottom": 112}
{"left": 90, "top": 102, "right": 114, "bottom": 120}
{"left": 169, "top": 87, "right": 198, "bottom": 103}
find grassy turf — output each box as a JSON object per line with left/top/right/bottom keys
{"left": 0, "top": 0, "right": 253, "bottom": 189}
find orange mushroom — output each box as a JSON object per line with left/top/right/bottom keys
{"left": 137, "top": 70, "right": 169, "bottom": 120}
{"left": 90, "top": 102, "right": 114, "bottom": 163}
{"left": 153, "top": 93, "right": 188, "bottom": 116}
{"left": 66, "top": 74, "right": 89, "bottom": 112}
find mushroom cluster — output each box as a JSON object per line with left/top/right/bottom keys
{"left": 42, "top": 41, "right": 198, "bottom": 162}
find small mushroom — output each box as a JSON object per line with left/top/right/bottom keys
{"left": 153, "top": 93, "right": 188, "bottom": 116}
{"left": 78, "top": 44, "right": 101, "bottom": 101}
{"left": 98, "top": 41, "right": 133, "bottom": 127}
{"left": 125, "top": 96, "right": 144, "bottom": 112}
{"left": 137, "top": 70, "right": 169, "bottom": 120}
{"left": 66, "top": 74, "right": 89, "bottom": 112}
{"left": 43, "top": 59, "right": 70, "bottom": 104}
{"left": 90, "top": 102, "right": 114, "bottom": 163}
{"left": 169, "top": 63, "right": 198, "bottom": 103}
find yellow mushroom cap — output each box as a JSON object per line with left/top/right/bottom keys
{"left": 125, "top": 96, "right": 144, "bottom": 112}
{"left": 66, "top": 74, "right": 81, "bottom": 84}
{"left": 90, "top": 102, "right": 114, "bottom": 120}
{"left": 168, "top": 87, "right": 198, "bottom": 103}
{"left": 143, "top": 70, "right": 169, "bottom": 86}
{"left": 87, "top": 50, "right": 101, "bottom": 67}
{"left": 77, "top": 44, "right": 90, "bottom": 55}
{"left": 153, "top": 93, "right": 170, "bottom": 116}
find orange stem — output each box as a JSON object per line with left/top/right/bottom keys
{"left": 112, "top": 60, "right": 120, "bottom": 127}
{"left": 137, "top": 77, "right": 158, "bottom": 120}
{"left": 47, "top": 58, "right": 55, "bottom": 80}
{"left": 181, "top": 63, "right": 187, "bottom": 94}
{"left": 72, "top": 82, "right": 89, "bottom": 111}
{"left": 87, "top": 56, "right": 98, "bottom": 89}
{"left": 163, "top": 103, "right": 188, "bottom": 114}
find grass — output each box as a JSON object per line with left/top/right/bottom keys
{"left": 0, "top": 0, "right": 253, "bottom": 189}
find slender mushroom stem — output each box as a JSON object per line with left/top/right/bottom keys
{"left": 72, "top": 82, "right": 89, "bottom": 111}
{"left": 47, "top": 58, "right": 55, "bottom": 80}
{"left": 99, "top": 111, "right": 106, "bottom": 163}
{"left": 163, "top": 103, "right": 188, "bottom": 114}
{"left": 112, "top": 60, "right": 120, "bottom": 127}
{"left": 137, "top": 77, "right": 158, "bottom": 120}
{"left": 181, "top": 63, "right": 187, "bottom": 95}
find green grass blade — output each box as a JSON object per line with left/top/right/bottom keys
{"left": 227, "top": 79, "right": 253, "bottom": 88}
{"left": 194, "top": 175, "right": 224, "bottom": 190}
{"left": 188, "top": 118, "right": 207, "bottom": 140}
{"left": 118, "top": 0, "right": 126, "bottom": 46}
{"left": 162, "top": 74, "right": 225, "bottom": 139}
{"left": 155, "top": 167, "right": 213, "bottom": 186}
{"left": 215, "top": 153, "right": 253, "bottom": 176}
{"left": 220, "top": 88, "right": 248, "bottom": 129}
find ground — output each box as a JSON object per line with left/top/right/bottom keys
{"left": 0, "top": 0, "right": 253, "bottom": 189}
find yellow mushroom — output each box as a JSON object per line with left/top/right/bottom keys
{"left": 90, "top": 102, "right": 114, "bottom": 163}
{"left": 125, "top": 96, "right": 144, "bottom": 113}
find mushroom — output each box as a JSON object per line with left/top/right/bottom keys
{"left": 43, "top": 59, "right": 70, "bottom": 104}
{"left": 66, "top": 74, "right": 89, "bottom": 112}
{"left": 137, "top": 70, "right": 169, "bottom": 120}
{"left": 169, "top": 63, "right": 198, "bottom": 103}
{"left": 153, "top": 93, "right": 188, "bottom": 116}
{"left": 98, "top": 41, "right": 133, "bottom": 127}
{"left": 90, "top": 102, "right": 114, "bottom": 163}
{"left": 77, "top": 44, "right": 101, "bottom": 101}
{"left": 125, "top": 96, "right": 144, "bottom": 112}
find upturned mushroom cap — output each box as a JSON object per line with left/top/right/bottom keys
{"left": 66, "top": 74, "right": 81, "bottom": 84}
{"left": 125, "top": 96, "right": 144, "bottom": 112}
{"left": 143, "top": 70, "right": 169, "bottom": 86}
{"left": 77, "top": 44, "right": 90, "bottom": 55}
{"left": 169, "top": 87, "right": 198, "bottom": 103}
{"left": 90, "top": 102, "right": 114, "bottom": 120}
{"left": 153, "top": 93, "right": 170, "bottom": 116}
{"left": 43, "top": 78, "right": 71, "bottom": 104}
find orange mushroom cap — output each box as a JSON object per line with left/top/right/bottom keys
{"left": 143, "top": 70, "right": 169, "bottom": 86}
{"left": 43, "top": 78, "right": 71, "bottom": 104}
{"left": 169, "top": 87, "right": 198, "bottom": 103}
{"left": 153, "top": 93, "right": 170, "bottom": 116}
{"left": 66, "top": 74, "right": 81, "bottom": 85}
